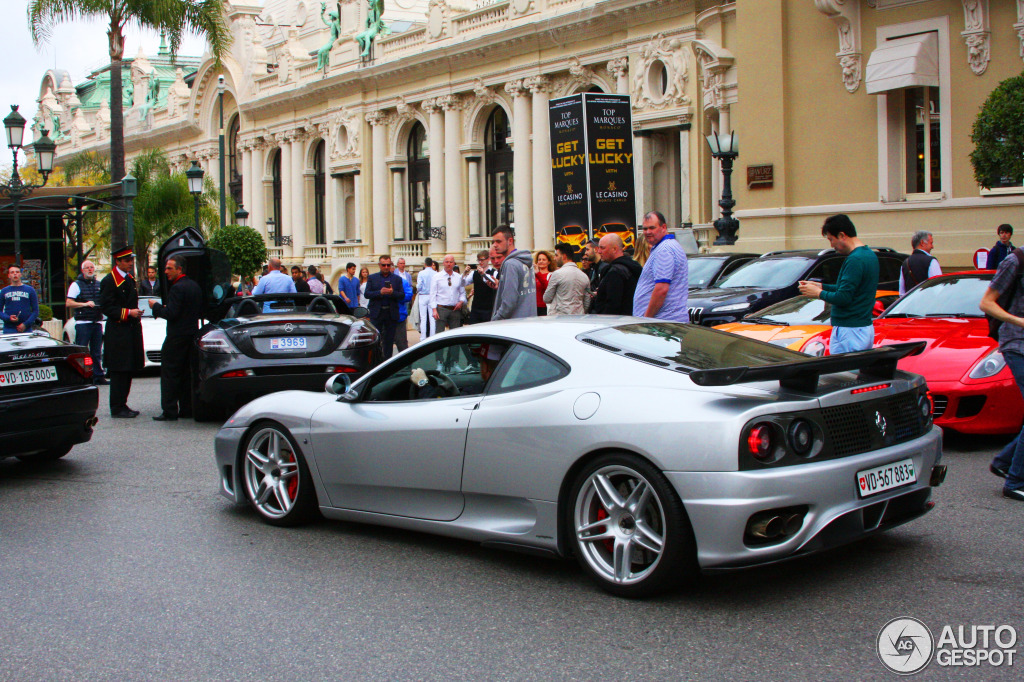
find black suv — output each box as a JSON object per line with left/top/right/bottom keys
{"left": 687, "top": 247, "right": 907, "bottom": 326}
{"left": 687, "top": 253, "right": 759, "bottom": 290}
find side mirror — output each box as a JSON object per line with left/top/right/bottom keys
{"left": 325, "top": 373, "right": 352, "bottom": 397}
{"left": 352, "top": 306, "right": 369, "bottom": 319}
{"left": 872, "top": 300, "right": 886, "bottom": 317}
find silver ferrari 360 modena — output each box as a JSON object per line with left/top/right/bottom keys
{"left": 214, "top": 317, "right": 945, "bottom": 597}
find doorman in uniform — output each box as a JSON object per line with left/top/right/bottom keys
{"left": 99, "top": 246, "right": 144, "bottom": 417}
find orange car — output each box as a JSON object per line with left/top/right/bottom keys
{"left": 594, "top": 223, "right": 635, "bottom": 251}
{"left": 556, "top": 225, "right": 587, "bottom": 256}
{"left": 714, "top": 290, "right": 899, "bottom": 355}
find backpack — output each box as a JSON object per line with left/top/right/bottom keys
{"left": 987, "top": 247, "right": 1024, "bottom": 341}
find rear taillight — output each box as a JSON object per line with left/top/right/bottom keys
{"left": 67, "top": 353, "right": 93, "bottom": 379}
{"left": 747, "top": 424, "right": 774, "bottom": 461}
{"left": 198, "top": 329, "right": 235, "bottom": 353}
{"left": 342, "top": 320, "right": 379, "bottom": 348}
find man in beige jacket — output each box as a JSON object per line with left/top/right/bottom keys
{"left": 544, "top": 243, "right": 591, "bottom": 315}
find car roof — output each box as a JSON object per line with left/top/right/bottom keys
{"left": 689, "top": 252, "right": 759, "bottom": 260}
{"left": 437, "top": 315, "right": 639, "bottom": 344}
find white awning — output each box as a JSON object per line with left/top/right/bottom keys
{"left": 865, "top": 33, "right": 939, "bottom": 94}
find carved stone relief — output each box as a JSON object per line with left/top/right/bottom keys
{"left": 692, "top": 40, "right": 733, "bottom": 112}
{"left": 428, "top": 0, "right": 450, "bottom": 41}
{"left": 472, "top": 78, "right": 496, "bottom": 105}
{"left": 632, "top": 34, "right": 690, "bottom": 111}
{"left": 814, "top": 0, "right": 862, "bottom": 93}
{"left": 961, "top": 0, "right": 990, "bottom": 75}
{"left": 567, "top": 57, "right": 595, "bottom": 90}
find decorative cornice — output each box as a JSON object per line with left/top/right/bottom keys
{"left": 814, "top": 0, "right": 862, "bottom": 93}
{"left": 961, "top": 0, "right": 990, "bottom": 76}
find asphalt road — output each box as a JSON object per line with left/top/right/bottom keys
{"left": 1, "top": 376, "right": 1022, "bottom": 681}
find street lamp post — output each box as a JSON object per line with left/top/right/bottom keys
{"left": 705, "top": 130, "right": 740, "bottom": 246}
{"left": 413, "top": 205, "right": 425, "bottom": 241}
{"left": 266, "top": 217, "right": 277, "bottom": 247}
{"left": 186, "top": 160, "right": 205, "bottom": 230}
{"left": 1, "top": 105, "right": 56, "bottom": 267}
{"left": 234, "top": 205, "right": 249, "bottom": 227}
{"left": 217, "top": 75, "right": 227, "bottom": 230}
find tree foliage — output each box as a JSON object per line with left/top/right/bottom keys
{"left": 208, "top": 224, "right": 268, "bottom": 280}
{"left": 971, "top": 71, "right": 1024, "bottom": 189}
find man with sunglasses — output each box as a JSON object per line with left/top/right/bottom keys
{"left": 365, "top": 255, "right": 406, "bottom": 359}
{"left": 429, "top": 254, "right": 467, "bottom": 333}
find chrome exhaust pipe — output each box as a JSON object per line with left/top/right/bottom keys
{"left": 749, "top": 515, "right": 784, "bottom": 539}
{"left": 85, "top": 416, "right": 99, "bottom": 428}
{"left": 930, "top": 464, "right": 947, "bottom": 487}
{"left": 782, "top": 513, "right": 803, "bottom": 536}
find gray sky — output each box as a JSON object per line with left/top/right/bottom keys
{"left": 1, "top": 13, "right": 206, "bottom": 170}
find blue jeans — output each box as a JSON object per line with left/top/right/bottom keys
{"left": 830, "top": 325, "right": 874, "bottom": 354}
{"left": 993, "top": 350, "right": 1024, "bottom": 491}
{"left": 75, "top": 322, "right": 105, "bottom": 379}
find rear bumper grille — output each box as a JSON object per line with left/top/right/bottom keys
{"left": 822, "top": 392, "right": 925, "bottom": 457}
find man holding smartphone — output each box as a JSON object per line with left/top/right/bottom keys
{"left": 465, "top": 250, "right": 499, "bottom": 324}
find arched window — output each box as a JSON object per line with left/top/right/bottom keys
{"left": 586, "top": 85, "right": 605, "bottom": 93}
{"left": 271, "top": 150, "right": 282, "bottom": 245}
{"left": 313, "top": 140, "right": 326, "bottom": 245}
{"left": 227, "top": 115, "right": 242, "bottom": 208}
{"left": 407, "top": 122, "right": 430, "bottom": 241}
{"left": 485, "top": 108, "right": 513, "bottom": 232}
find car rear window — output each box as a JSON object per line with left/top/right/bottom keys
{"left": 687, "top": 258, "right": 727, "bottom": 288}
{"left": 715, "top": 257, "right": 810, "bottom": 289}
{"left": 579, "top": 322, "right": 804, "bottom": 372}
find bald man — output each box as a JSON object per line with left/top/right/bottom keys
{"left": 66, "top": 260, "right": 107, "bottom": 384}
{"left": 593, "top": 234, "right": 643, "bottom": 315}
{"left": 252, "top": 256, "right": 297, "bottom": 311}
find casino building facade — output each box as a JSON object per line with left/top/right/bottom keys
{"left": 29, "top": 0, "right": 1024, "bottom": 278}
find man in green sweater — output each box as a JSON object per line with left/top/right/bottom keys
{"left": 798, "top": 214, "right": 879, "bottom": 354}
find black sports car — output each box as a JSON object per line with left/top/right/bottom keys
{"left": 0, "top": 332, "right": 99, "bottom": 461}
{"left": 191, "top": 294, "right": 381, "bottom": 421}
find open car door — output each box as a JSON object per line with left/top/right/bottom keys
{"left": 157, "top": 227, "right": 234, "bottom": 321}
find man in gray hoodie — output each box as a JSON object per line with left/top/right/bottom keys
{"left": 490, "top": 225, "right": 537, "bottom": 320}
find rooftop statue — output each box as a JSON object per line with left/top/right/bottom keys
{"left": 310, "top": 2, "right": 342, "bottom": 73}
{"left": 355, "top": 0, "right": 390, "bottom": 58}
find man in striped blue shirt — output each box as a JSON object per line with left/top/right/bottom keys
{"left": 632, "top": 211, "right": 689, "bottom": 322}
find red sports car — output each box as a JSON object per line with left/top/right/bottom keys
{"left": 871, "top": 271, "right": 1022, "bottom": 435}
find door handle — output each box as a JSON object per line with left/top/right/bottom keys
{"left": 463, "top": 402, "right": 480, "bottom": 411}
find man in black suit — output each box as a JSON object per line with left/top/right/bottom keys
{"left": 364, "top": 254, "right": 406, "bottom": 360}
{"left": 148, "top": 255, "right": 204, "bottom": 421}
{"left": 138, "top": 266, "right": 161, "bottom": 296}
{"left": 99, "top": 246, "right": 145, "bottom": 418}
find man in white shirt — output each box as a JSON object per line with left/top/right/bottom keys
{"left": 544, "top": 243, "right": 591, "bottom": 315}
{"left": 430, "top": 254, "right": 467, "bottom": 332}
{"left": 416, "top": 257, "right": 437, "bottom": 339}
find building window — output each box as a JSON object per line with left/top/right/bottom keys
{"left": 407, "top": 122, "right": 430, "bottom": 241}
{"left": 313, "top": 140, "right": 326, "bottom": 245}
{"left": 904, "top": 86, "right": 941, "bottom": 195}
{"left": 227, "top": 115, "right": 242, "bottom": 208}
{"left": 271, "top": 150, "right": 282, "bottom": 234}
{"left": 485, "top": 107, "right": 513, "bottom": 232}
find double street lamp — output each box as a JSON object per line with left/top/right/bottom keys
{"left": 2, "top": 105, "right": 57, "bottom": 266}
{"left": 186, "top": 160, "right": 205, "bottom": 230}
{"left": 705, "top": 130, "right": 740, "bottom": 245}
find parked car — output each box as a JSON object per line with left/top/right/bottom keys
{"left": 687, "top": 253, "right": 760, "bottom": 290}
{"left": 64, "top": 295, "right": 166, "bottom": 368}
{"left": 192, "top": 293, "right": 380, "bottom": 421}
{"left": 687, "top": 248, "right": 907, "bottom": 326}
{"left": 713, "top": 290, "right": 900, "bottom": 353}
{"left": 0, "top": 331, "right": 99, "bottom": 462}
{"left": 871, "top": 271, "right": 1023, "bottom": 435}
{"left": 214, "top": 316, "right": 944, "bottom": 597}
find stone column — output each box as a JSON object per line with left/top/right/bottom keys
{"left": 352, "top": 171, "right": 363, "bottom": 243}
{"left": 319, "top": 124, "right": 336, "bottom": 244}
{"left": 440, "top": 94, "right": 464, "bottom": 254}
{"left": 337, "top": 174, "right": 349, "bottom": 243}
{"left": 505, "top": 80, "right": 533, "bottom": 251}
{"left": 607, "top": 57, "right": 629, "bottom": 95}
{"left": 250, "top": 138, "right": 266, "bottom": 239}
{"left": 276, "top": 133, "right": 292, "bottom": 253}
{"left": 633, "top": 132, "right": 649, "bottom": 220}
{"left": 679, "top": 114, "right": 692, "bottom": 226}
{"left": 367, "top": 111, "right": 389, "bottom": 257}
{"left": 290, "top": 131, "right": 307, "bottom": 258}
{"left": 526, "top": 75, "right": 553, "bottom": 251}
{"left": 391, "top": 167, "right": 405, "bottom": 241}
{"left": 467, "top": 157, "right": 481, "bottom": 238}
{"left": 422, "top": 99, "right": 445, "bottom": 253}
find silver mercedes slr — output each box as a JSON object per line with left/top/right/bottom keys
{"left": 213, "top": 317, "right": 945, "bottom": 597}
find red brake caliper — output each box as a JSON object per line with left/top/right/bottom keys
{"left": 286, "top": 452, "right": 299, "bottom": 499}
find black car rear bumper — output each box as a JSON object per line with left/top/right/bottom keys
{"left": 0, "top": 385, "right": 99, "bottom": 457}
{"left": 198, "top": 368, "right": 365, "bottom": 404}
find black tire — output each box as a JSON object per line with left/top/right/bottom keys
{"left": 191, "top": 372, "right": 220, "bottom": 423}
{"left": 566, "top": 452, "right": 698, "bottom": 598}
{"left": 17, "top": 445, "right": 73, "bottom": 462}
{"left": 240, "top": 422, "right": 319, "bottom": 526}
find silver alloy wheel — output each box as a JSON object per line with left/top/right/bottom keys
{"left": 243, "top": 427, "right": 300, "bottom": 520}
{"left": 574, "top": 464, "right": 667, "bottom": 585}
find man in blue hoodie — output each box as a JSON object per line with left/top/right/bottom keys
{"left": 1, "top": 264, "right": 39, "bottom": 334}
{"left": 490, "top": 225, "right": 537, "bottom": 320}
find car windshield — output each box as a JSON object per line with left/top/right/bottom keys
{"left": 228, "top": 295, "right": 348, "bottom": 316}
{"left": 715, "top": 257, "right": 811, "bottom": 289}
{"left": 744, "top": 296, "right": 831, "bottom": 325}
{"left": 883, "top": 276, "right": 989, "bottom": 318}
{"left": 581, "top": 322, "right": 803, "bottom": 372}
{"left": 687, "top": 258, "right": 727, "bottom": 288}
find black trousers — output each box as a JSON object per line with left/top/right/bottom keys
{"left": 160, "top": 335, "right": 193, "bottom": 417}
{"left": 373, "top": 313, "right": 398, "bottom": 360}
{"left": 109, "top": 371, "right": 133, "bottom": 414}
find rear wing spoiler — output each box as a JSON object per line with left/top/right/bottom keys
{"left": 689, "top": 341, "right": 925, "bottom": 393}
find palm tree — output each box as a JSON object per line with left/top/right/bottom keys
{"left": 28, "top": 0, "right": 231, "bottom": 249}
